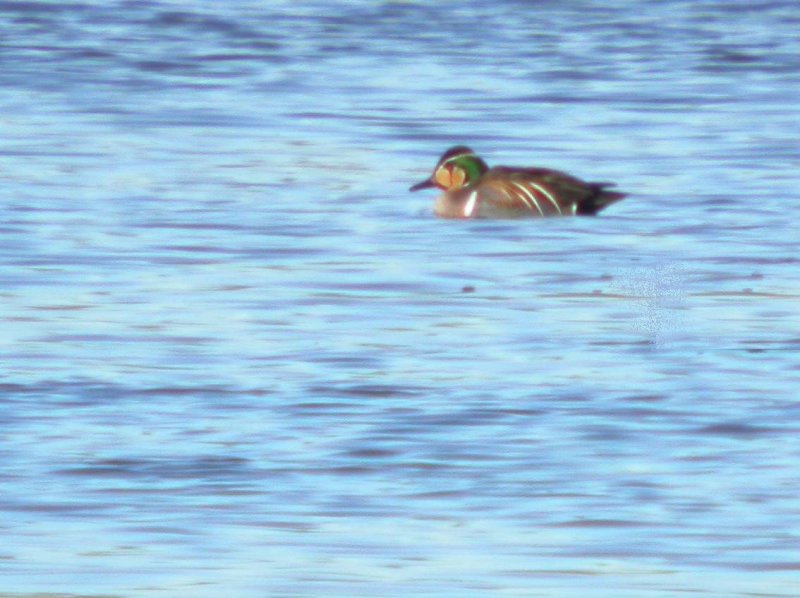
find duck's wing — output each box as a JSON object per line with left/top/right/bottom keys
{"left": 480, "top": 167, "right": 625, "bottom": 216}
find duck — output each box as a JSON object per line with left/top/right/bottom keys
{"left": 409, "top": 146, "right": 626, "bottom": 219}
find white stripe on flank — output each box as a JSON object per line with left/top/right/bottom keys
{"left": 464, "top": 190, "right": 478, "bottom": 217}
{"left": 527, "top": 182, "right": 561, "bottom": 214}
{"left": 510, "top": 182, "right": 543, "bottom": 216}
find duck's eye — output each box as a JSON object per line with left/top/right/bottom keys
{"left": 434, "top": 165, "right": 452, "bottom": 188}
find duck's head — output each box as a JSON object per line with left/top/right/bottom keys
{"left": 409, "top": 146, "right": 488, "bottom": 192}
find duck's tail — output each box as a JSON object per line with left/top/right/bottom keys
{"left": 578, "top": 184, "right": 627, "bottom": 215}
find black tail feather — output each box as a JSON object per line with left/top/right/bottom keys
{"left": 577, "top": 183, "right": 626, "bottom": 215}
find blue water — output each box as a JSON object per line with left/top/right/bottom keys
{"left": 2, "top": 1, "right": 800, "bottom": 595}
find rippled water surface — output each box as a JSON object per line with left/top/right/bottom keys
{"left": 2, "top": 1, "right": 800, "bottom": 596}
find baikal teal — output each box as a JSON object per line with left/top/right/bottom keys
{"left": 410, "top": 146, "right": 627, "bottom": 219}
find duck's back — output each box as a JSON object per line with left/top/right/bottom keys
{"left": 476, "top": 166, "right": 625, "bottom": 217}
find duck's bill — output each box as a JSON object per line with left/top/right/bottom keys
{"left": 409, "top": 177, "right": 435, "bottom": 192}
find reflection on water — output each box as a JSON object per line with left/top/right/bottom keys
{"left": 1, "top": 0, "right": 799, "bottom": 596}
